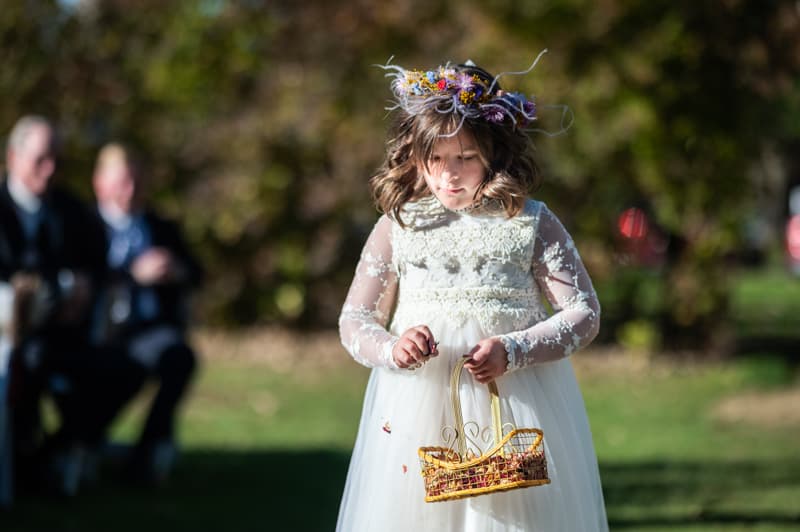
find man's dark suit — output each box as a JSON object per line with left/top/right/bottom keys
{"left": 0, "top": 175, "right": 107, "bottom": 485}
{"left": 91, "top": 208, "right": 201, "bottom": 475}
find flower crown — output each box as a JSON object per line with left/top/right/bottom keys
{"left": 379, "top": 50, "right": 551, "bottom": 135}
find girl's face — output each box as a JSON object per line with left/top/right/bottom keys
{"left": 419, "top": 130, "right": 487, "bottom": 211}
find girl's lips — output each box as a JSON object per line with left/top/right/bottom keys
{"left": 442, "top": 187, "right": 463, "bottom": 194}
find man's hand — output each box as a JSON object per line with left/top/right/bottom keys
{"left": 131, "top": 248, "right": 184, "bottom": 285}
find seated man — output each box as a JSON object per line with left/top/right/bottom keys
{"left": 0, "top": 115, "right": 107, "bottom": 497}
{"left": 91, "top": 143, "right": 202, "bottom": 485}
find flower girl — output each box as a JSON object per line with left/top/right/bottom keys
{"left": 337, "top": 57, "right": 609, "bottom": 531}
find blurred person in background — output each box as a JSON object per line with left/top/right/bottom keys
{"left": 0, "top": 115, "right": 107, "bottom": 498}
{"left": 90, "top": 142, "right": 201, "bottom": 486}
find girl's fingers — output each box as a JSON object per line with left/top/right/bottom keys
{"left": 402, "top": 342, "right": 422, "bottom": 364}
{"left": 407, "top": 326, "right": 437, "bottom": 361}
{"left": 396, "top": 343, "right": 418, "bottom": 368}
{"left": 416, "top": 326, "right": 439, "bottom": 355}
{"left": 415, "top": 326, "right": 437, "bottom": 354}
{"left": 395, "top": 352, "right": 411, "bottom": 368}
{"left": 463, "top": 356, "right": 481, "bottom": 370}
{"left": 408, "top": 338, "right": 428, "bottom": 362}
{"left": 427, "top": 337, "right": 439, "bottom": 356}
{"left": 464, "top": 348, "right": 488, "bottom": 369}
{"left": 478, "top": 368, "right": 498, "bottom": 382}
{"left": 395, "top": 325, "right": 440, "bottom": 370}
{"left": 466, "top": 360, "right": 499, "bottom": 381}
{"left": 462, "top": 340, "right": 506, "bottom": 381}
{"left": 465, "top": 342, "right": 492, "bottom": 363}
{"left": 417, "top": 325, "right": 434, "bottom": 343}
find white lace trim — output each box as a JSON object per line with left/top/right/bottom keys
{"left": 393, "top": 286, "right": 546, "bottom": 333}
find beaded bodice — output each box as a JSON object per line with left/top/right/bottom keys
{"left": 390, "top": 198, "right": 546, "bottom": 335}
{"left": 339, "top": 196, "right": 600, "bottom": 371}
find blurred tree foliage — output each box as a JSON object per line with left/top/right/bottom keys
{"left": 1, "top": 0, "right": 798, "bottom": 349}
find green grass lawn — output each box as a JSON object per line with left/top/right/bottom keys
{"left": 2, "top": 270, "right": 799, "bottom": 531}
{"left": 582, "top": 355, "right": 800, "bottom": 531}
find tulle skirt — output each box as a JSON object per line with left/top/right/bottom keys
{"left": 336, "top": 315, "right": 608, "bottom": 531}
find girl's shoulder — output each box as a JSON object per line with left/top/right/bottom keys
{"left": 514, "top": 197, "right": 547, "bottom": 225}
{"left": 508, "top": 199, "right": 569, "bottom": 240}
{"left": 521, "top": 197, "right": 569, "bottom": 223}
{"left": 521, "top": 197, "right": 544, "bottom": 217}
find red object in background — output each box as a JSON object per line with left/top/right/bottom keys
{"left": 617, "top": 208, "right": 649, "bottom": 240}
{"left": 787, "top": 215, "right": 800, "bottom": 261}
{"left": 615, "top": 207, "right": 668, "bottom": 268}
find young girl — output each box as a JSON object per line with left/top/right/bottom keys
{"left": 337, "top": 58, "right": 608, "bottom": 531}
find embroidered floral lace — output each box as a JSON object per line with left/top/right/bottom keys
{"left": 338, "top": 197, "right": 600, "bottom": 372}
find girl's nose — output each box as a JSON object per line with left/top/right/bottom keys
{"left": 442, "top": 160, "right": 459, "bottom": 180}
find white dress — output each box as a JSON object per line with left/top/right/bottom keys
{"left": 337, "top": 196, "right": 608, "bottom": 531}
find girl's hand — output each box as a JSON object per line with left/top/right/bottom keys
{"left": 463, "top": 337, "right": 508, "bottom": 383}
{"left": 392, "top": 325, "right": 438, "bottom": 369}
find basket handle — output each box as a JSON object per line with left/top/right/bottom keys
{"left": 450, "top": 357, "right": 503, "bottom": 457}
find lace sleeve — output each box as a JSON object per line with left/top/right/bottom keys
{"left": 498, "top": 204, "right": 601, "bottom": 371}
{"left": 338, "top": 215, "right": 401, "bottom": 369}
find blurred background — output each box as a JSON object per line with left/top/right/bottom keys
{"left": 1, "top": 0, "right": 799, "bottom": 530}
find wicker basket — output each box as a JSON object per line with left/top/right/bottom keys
{"left": 418, "top": 358, "right": 550, "bottom": 502}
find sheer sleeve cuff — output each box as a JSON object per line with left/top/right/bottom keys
{"left": 498, "top": 334, "right": 525, "bottom": 374}
{"left": 381, "top": 337, "right": 401, "bottom": 370}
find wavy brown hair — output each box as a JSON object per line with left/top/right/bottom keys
{"left": 370, "top": 64, "right": 541, "bottom": 226}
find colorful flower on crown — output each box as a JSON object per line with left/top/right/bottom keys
{"left": 454, "top": 72, "right": 475, "bottom": 92}
{"left": 482, "top": 106, "right": 506, "bottom": 123}
{"left": 380, "top": 56, "right": 544, "bottom": 133}
{"left": 523, "top": 100, "right": 536, "bottom": 119}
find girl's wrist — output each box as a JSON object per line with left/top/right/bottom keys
{"left": 383, "top": 337, "right": 401, "bottom": 369}
{"left": 496, "top": 335, "right": 517, "bottom": 374}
